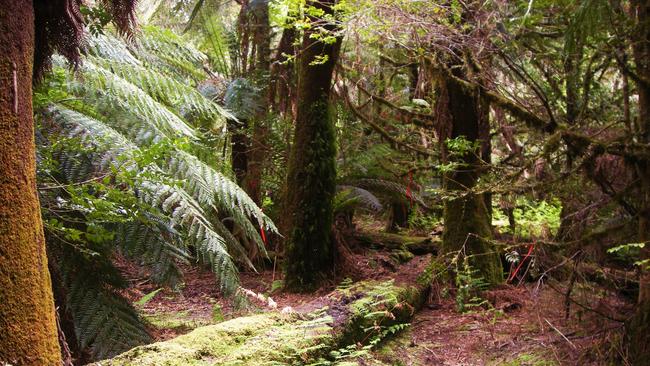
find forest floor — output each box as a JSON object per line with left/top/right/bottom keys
{"left": 117, "top": 226, "right": 633, "bottom": 366}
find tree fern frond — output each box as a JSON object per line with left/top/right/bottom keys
{"left": 353, "top": 178, "right": 427, "bottom": 207}
{"left": 136, "top": 182, "right": 239, "bottom": 294}
{"left": 52, "top": 242, "right": 151, "bottom": 361}
{"left": 50, "top": 105, "right": 241, "bottom": 294}
{"left": 337, "top": 185, "right": 383, "bottom": 212}
{"left": 167, "top": 151, "right": 277, "bottom": 233}
{"left": 224, "top": 77, "right": 265, "bottom": 121}
{"left": 68, "top": 276, "right": 151, "bottom": 360}
{"left": 114, "top": 216, "right": 188, "bottom": 287}
{"left": 84, "top": 32, "right": 142, "bottom": 66}
{"left": 135, "top": 26, "right": 208, "bottom": 82}
{"left": 87, "top": 55, "right": 233, "bottom": 130}
{"left": 72, "top": 61, "right": 198, "bottom": 142}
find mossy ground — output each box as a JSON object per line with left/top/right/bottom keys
{"left": 104, "top": 229, "right": 628, "bottom": 366}
{"left": 98, "top": 280, "right": 427, "bottom": 366}
{"left": 143, "top": 311, "right": 214, "bottom": 333}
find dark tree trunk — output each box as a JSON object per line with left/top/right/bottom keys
{"left": 385, "top": 202, "right": 410, "bottom": 233}
{"left": 270, "top": 23, "right": 297, "bottom": 118}
{"left": 627, "top": 1, "right": 650, "bottom": 364}
{"left": 283, "top": 0, "right": 342, "bottom": 291}
{"left": 557, "top": 41, "right": 584, "bottom": 243}
{"left": 231, "top": 125, "right": 249, "bottom": 187}
{"left": 0, "top": 1, "right": 62, "bottom": 364}
{"left": 435, "top": 68, "right": 503, "bottom": 286}
{"left": 242, "top": 0, "right": 271, "bottom": 205}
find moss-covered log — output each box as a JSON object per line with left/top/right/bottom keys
{"left": 353, "top": 231, "right": 439, "bottom": 256}
{"left": 283, "top": 0, "right": 343, "bottom": 291}
{"left": 94, "top": 277, "right": 433, "bottom": 366}
{"left": 0, "top": 1, "right": 61, "bottom": 364}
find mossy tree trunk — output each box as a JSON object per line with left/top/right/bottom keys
{"left": 0, "top": 1, "right": 62, "bottom": 364}
{"left": 627, "top": 1, "right": 650, "bottom": 363}
{"left": 283, "top": 0, "right": 342, "bottom": 291}
{"left": 435, "top": 68, "right": 503, "bottom": 286}
{"left": 242, "top": 0, "right": 271, "bottom": 205}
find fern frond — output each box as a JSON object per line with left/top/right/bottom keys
{"left": 167, "top": 151, "right": 277, "bottom": 233}
{"left": 114, "top": 215, "right": 188, "bottom": 287}
{"left": 137, "top": 180, "right": 240, "bottom": 294}
{"left": 87, "top": 55, "right": 233, "bottom": 130}
{"left": 67, "top": 274, "right": 151, "bottom": 360}
{"left": 50, "top": 106, "right": 240, "bottom": 294}
{"left": 84, "top": 32, "right": 142, "bottom": 66}
{"left": 136, "top": 26, "right": 208, "bottom": 82}
{"left": 353, "top": 178, "right": 427, "bottom": 207}
{"left": 73, "top": 61, "right": 198, "bottom": 143}
{"left": 224, "top": 77, "right": 265, "bottom": 121}
{"left": 337, "top": 185, "right": 383, "bottom": 212}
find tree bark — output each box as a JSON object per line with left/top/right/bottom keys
{"left": 627, "top": 1, "right": 650, "bottom": 364}
{"left": 435, "top": 68, "right": 503, "bottom": 286}
{"left": 283, "top": 0, "right": 342, "bottom": 291}
{"left": 385, "top": 202, "right": 410, "bottom": 233}
{"left": 243, "top": 0, "right": 271, "bottom": 206}
{"left": 270, "top": 19, "right": 297, "bottom": 118}
{"left": 0, "top": 1, "right": 61, "bottom": 364}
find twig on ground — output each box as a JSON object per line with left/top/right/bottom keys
{"left": 545, "top": 318, "right": 577, "bottom": 350}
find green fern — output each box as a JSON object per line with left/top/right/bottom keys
{"left": 36, "top": 25, "right": 277, "bottom": 361}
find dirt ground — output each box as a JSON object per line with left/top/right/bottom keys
{"left": 366, "top": 281, "right": 630, "bottom": 366}
{"left": 117, "top": 229, "right": 633, "bottom": 365}
{"left": 118, "top": 245, "right": 432, "bottom": 341}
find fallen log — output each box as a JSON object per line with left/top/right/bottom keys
{"left": 353, "top": 231, "right": 440, "bottom": 256}
{"left": 93, "top": 268, "right": 437, "bottom": 366}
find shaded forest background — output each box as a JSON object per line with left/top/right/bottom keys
{"left": 1, "top": 0, "right": 650, "bottom": 365}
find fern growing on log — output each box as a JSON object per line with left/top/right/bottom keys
{"left": 35, "top": 26, "right": 276, "bottom": 361}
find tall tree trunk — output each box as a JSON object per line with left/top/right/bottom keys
{"left": 284, "top": 0, "right": 342, "bottom": 291}
{"left": 436, "top": 69, "right": 503, "bottom": 286}
{"left": 0, "top": 1, "right": 61, "bottom": 364}
{"left": 243, "top": 0, "right": 271, "bottom": 205}
{"left": 231, "top": 125, "right": 249, "bottom": 186}
{"left": 627, "top": 1, "right": 650, "bottom": 364}
{"left": 556, "top": 42, "right": 584, "bottom": 243}
{"left": 270, "top": 20, "right": 297, "bottom": 118}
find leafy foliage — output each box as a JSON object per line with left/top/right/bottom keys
{"left": 35, "top": 26, "right": 275, "bottom": 360}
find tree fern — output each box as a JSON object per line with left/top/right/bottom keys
{"left": 36, "top": 25, "right": 276, "bottom": 361}
{"left": 70, "top": 60, "right": 198, "bottom": 142}
{"left": 335, "top": 185, "right": 384, "bottom": 213}
{"left": 49, "top": 106, "right": 242, "bottom": 293}
{"left": 137, "top": 26, "right": 209, "bottom": 81}
{"left": 87, "top": 55, "right": 233, "bottom": 128}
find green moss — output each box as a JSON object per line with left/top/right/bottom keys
{"left": 144, "top": 311, "right": 213, "bottom": 333}
{"left": 212, "top": 304, "right": 224, "bottom": 322}
{"left": 100, "top": 314, "right": 318, "bottom": 365}
{"left": 390, "top": 249, "right": 415, "bottom": 263}
{"left": 491, "top": 352, "right": 557, "bottom": 366}
{"left": 100, "top": 280, "right": 428, "bottom": 366}
{"left": 441, "top": 193, "right": 503, "bottom": 285}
